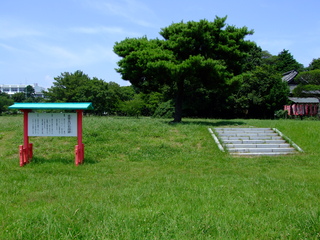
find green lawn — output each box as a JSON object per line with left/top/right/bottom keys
{"left": 1, "top": 116, "right": 320, "bottom": 239}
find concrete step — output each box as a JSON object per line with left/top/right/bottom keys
{"left": 215, "top": 130, "right": 274, "bottom": 135}
{"left": 220, "top": 136, "right": 283, "bottom": 140}
{"left": 226, "top": 143, "right": 291, "bottom": 148}
{"left": 228, "top": 147, "right": 296, "bottom": 153}
{"left": 223, "top": 139, "right": 286, "bottom": 144}
{"left": 230, "top": 152, "right": 296, "bottom": 156}
{"left": 212, "top": 127, "right": 299, "bottom": 156}
{"left": 218, "top": 132, "right": 279, "bottom": 137}
{"left": 215, "top": 127, "right": 272, "bottom": 132}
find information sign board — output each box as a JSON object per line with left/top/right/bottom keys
{"left": 28, "top": 113, "right": 77, "bottom": 137}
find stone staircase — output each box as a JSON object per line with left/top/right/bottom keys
{"left": 213, "top": 127, "right": 299, "bottom": 156}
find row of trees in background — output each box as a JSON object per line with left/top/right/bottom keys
{"left": 0, "top": 71, "right": 162, "bottom": 117}
{"left": 1, "top": 56, "right": 319, "bottom": 118}
{"left": 1, "top": 16, "right": 320, "bottom": 119}
{"left": 44, "top": 71, "right": 136, "bottom": 116}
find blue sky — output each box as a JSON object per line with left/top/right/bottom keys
{"left": 1, "top": 0, "right": 319, "bottom": 88}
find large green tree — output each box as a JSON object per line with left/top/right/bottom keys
{"left": 114, "top": 16, "right": 257, "bottom": 122}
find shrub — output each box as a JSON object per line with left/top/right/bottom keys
{"left": 153, "top": 100, "right": 174, "bottom": 118}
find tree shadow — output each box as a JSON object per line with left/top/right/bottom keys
{"left": 165, "top": 119, "right": 247, "bottom": 127}
{"left": 30, "top": 155, "right": 99, "bottom": 165}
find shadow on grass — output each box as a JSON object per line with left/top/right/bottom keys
{"left": 30, "top": 156, "right": 99, "bottom": 165}
{"left": 166, "top": 120, "right": 247, "bottom": 127}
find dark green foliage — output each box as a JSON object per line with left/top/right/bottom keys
{"left": 117, "top": 85, "right": 136, "bottom": 101}
{"left": 114, "top": 37, "right": 172, "bottom": 92}
{"left": 274, "top": 109, "right": 288, "bottom": 119}
{"left": 44, "top": 70, "right": 127, "bottom": 115}
{"left": 261, "top": 50, "right": 278, "bottom": 66}
{"left": 229, "top": 66, "right": 290, "bottom": 118}
{"left": 293, "top": 70, "right": 320, "bottom": 97}
{"left": 0, "top": 92, "right": 13, "bottom": 115}
{"left": 11, "top": 92, "right": 26, "bottom": 102}
{"left": 152, "top": 100, "right": 174, "bottom": 118}
{"left": 159, "top": 17, "right": 255, "bottom": 75}
{"left": 295, "top": 70, "right": 320, "bottom": 85}
{"left": 242, "top": 44, "right": 263, "bottom": 72}
{"left": 45, "top": 71, "right": 93, "bottom": 102}
{"left": 25, "top": 85, "right": 35, "bottom": 99}
{"left": 140, "top": 92, "right": 164, "bottom": 116}
{"left": 119, "top": 94, "right": 144, "bottom": 117}
{"left": 114, "top": 16, "right": 257, "bottom": 122}
{"left": 293, "top": 84, "right": 320, "bottom": 97}
{"left": 274, "top": 49, "right": 304, "bottom": 73}
{"left": 308, "top": 58, "right": 320, "bottom": 70}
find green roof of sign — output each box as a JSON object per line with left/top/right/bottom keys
{"left": 8, "top": 102, "right": 94, "bottom": 110}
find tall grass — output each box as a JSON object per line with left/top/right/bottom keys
{"left": 0, "top": 116, "right": 320, "bottom": 239}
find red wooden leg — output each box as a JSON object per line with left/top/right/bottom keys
{"left": 75, "top": 145, "right": 79, "bottom": 165}
{"left": 75, "top": 144, "right": 85, "bottom": 165}
{"left": 28, "top": 143, "right": 33, "bottom": 160}
{"left": 24, "top": 147, "right": 28, "bottom": 165}
{"left": 81, "top": 143, "right": 84, "bottom": 164}
{"left": 19, "top": 145, "right": 24, "bottom": 167}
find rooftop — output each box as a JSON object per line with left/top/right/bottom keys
{"left": 282, "top": 70, "right": 298, "bottom": 84}
{"left": 288, "top": 97, "right": 319, "bottom": 104}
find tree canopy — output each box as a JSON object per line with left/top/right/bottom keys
{"left": 44, "top": 71, "right": 125, "bottom": 115}
{"left": 114, "top": 16, "right": 257, "bottom": 122}
{"left": 308, "top": 58, "right": 320, "bottom": 70}
{"left": 12, "top": 92, "right": 26, "bottom": 102}
{"left": 293, "top": 69, "right": 320, "bottom": 97}
{"left": 229, "top": 65, "right": 289, "bottom": 118}
{"left": 274, "top": 49, "right": 304, "bottom": 73}
{"left": 295, "top": 70, "right": 320, "bottom": 85}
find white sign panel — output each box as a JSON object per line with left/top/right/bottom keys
{"left": 28, "top": 113, "right": 77, "bottom": 137}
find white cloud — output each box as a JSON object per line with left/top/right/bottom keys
{"left": 0, "top": 42, "right": 20, "bottom": 52}
{"left": 0, "top": 18, "right": 43, "bottom": 39}
{"left": 83, "top": 0, "right": 157, "bottom": 27}
{"left": 28, "top": 40, "right": 118, "bottom": 69}
{"left": 71, "top": 26, "right": 139, "bottom": 37}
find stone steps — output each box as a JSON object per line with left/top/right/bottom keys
{"left": 226, "top": 143, "right": 291, "bottom": 149}
{"left": 223, "top": 139, "right": 286, "bottom": 144}
{"left": 213, "top": 127, "right": 299, "bottom": 156}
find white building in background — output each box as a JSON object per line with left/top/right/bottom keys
{"left": 0, "top": 83, "right": 46, "bottom": 97}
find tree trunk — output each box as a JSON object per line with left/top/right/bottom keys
{"left": 173, "top": 80, "right": 184, "bottom": 122}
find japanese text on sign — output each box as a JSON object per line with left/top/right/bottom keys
{"left": 28, "top": 113, "right": 77, "bottom": 136}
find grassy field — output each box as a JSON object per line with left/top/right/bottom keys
{"left": 0, "top": 115, "right": 320, "bottom": 239}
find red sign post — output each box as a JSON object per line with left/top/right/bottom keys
{"left": 75, "top": 110, "right": 84, "bottom": 165}
{"left": 20, "top": 109, "right": 32, "bottom": 166}
{"left": 8, "top": 103, "right": 93, "bottom": 166}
